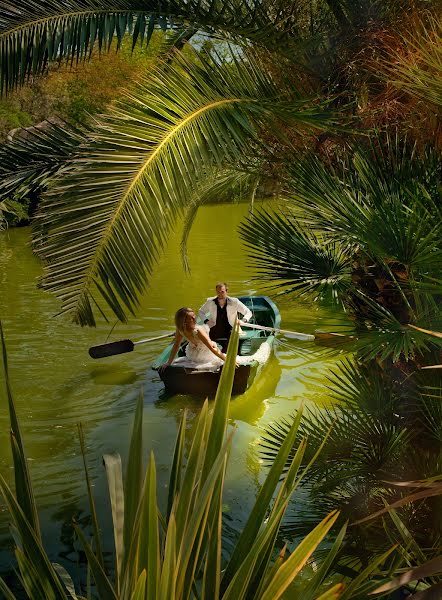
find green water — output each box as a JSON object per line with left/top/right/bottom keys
{"left": 0, "top": 202, "right": 342, "bottom": 574}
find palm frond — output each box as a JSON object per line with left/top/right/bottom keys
{"left": 239, "top": 208, "right": 353, "bottom": 302}
{"left": 180, "top": 169, "right": 262, "bottom": 273}
{"left": 0, "top": 119, "right": 88, "bottom": 202}
{"left": 34, "top": 47, "right": 336, "bottom": 325}
{"left": 0, "top": 0, "right": 309, "bottom": 94}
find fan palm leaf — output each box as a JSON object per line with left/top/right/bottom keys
{"left": 0, "top": 0, "right": 308, "bottom": 94}
{"left": 34, "top": 47, "right": 337, "bottom": 325}
{"left": 284, "top": 147, "right": 442, "bottom": 276}
{"left": 239, "top": 208, "right": 353, "bottom": 301}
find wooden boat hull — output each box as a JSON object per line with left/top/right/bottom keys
{"left": 153, "top": 296, "right": 280, "bottom": 396}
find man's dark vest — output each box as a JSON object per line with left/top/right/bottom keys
{"left": 209, "top": 298, "right": 232, "bottom": 340}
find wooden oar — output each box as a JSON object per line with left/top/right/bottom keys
{"left": 239, "top": 321, "right": 351, "bottom": 342}
{"left": 89, "top": 332, "right": 175, "bottom": 359}
{"left": 239, "top": 321, "right": 315, "bottom": 341}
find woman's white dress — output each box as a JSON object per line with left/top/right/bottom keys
{"left": 173, "top": 325, "right": 224, "bottom": 370}
{"left": 172, "top": 325, "right": 261, "bottom": 370}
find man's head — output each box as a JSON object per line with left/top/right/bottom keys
{"left": 215, "top": 282, "right": 228, "bottom": 300}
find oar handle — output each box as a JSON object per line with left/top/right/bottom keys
{"left": 238, "top": 321, "right": 315, "bottom": 341}
{"left": 134, "top": 332, "right": 175, "bottom": 345}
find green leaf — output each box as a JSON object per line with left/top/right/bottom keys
{"left": 78, "top": 423, "right": 104, "bottom": 568}
{"left": 166, "top": 409, "right": 187, "bottom": 521}
{"left": 372, "top": 556, "right": 442, "bottom": 594}
{"left": 103, "top": 452, "right": 125, "bottom": 588}
{"left": 314, "top": 583, "right": 345, "bottom": 599}
{"left": 302, "top": 523, "right": 347, "bottom": 600}
{"left": 74, "top": 524, "right": 118, "bottom": 600}
{"left": 222, "top": 402, "right": 304, "bottom": 590}
{"left": 340, "top": 545, "right": 398, "bottom": 599}
{"left": 52, "top": 562, "right": 80, "bottom": 599}
{"left": 123, "top": 392, "right": 144, "bottom": 566}
{"left": 0, "top": 577, "right": 18, "bottom": 600}
{"left": 130, "top": 570, "right": 147, "bottom": 600}
{"left": 158, "top": 515, "right": 177, "bottom": 600}
{"left": 137, "top": 452, "right": 160, "bottom": 600}
{"left": 202, "top": 321, "right": 240, "bottom": 479}
{"left": 0, "top": 321, "right": 40, "bottom": 537}
{"left": 0, "top": 473, "right": 67, "bottom": 598}
{"left": 259, "top": 511, "right": 340, "bottom": 600}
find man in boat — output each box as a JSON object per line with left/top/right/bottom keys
{"left": 198, "top": 282, "right": 253, "bottom": 352}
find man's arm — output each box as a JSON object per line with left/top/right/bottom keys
{"left": 198, "top": 299, "right": 211, "bottom": 323}
{"left": 236, "top": 299, "right": 253, "bottom": 322}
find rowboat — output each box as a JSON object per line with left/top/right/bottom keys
{"left": 152, "top": 296, "right": 281, "bottom": 395}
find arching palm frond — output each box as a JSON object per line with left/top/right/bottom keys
{"left": 0, "top": 119, "right": 88, "bottom": 202}
{"left": 0, "top": 0, "right": 309, "bottom": 94}
{"left": 239, "top": 208, "right": 353, "bottom": 302}
{"left": 34, "top": 48, "right": 337, "bottom": 325}
{"left": 180, "top": 169, "right": 262, "bottom": 273}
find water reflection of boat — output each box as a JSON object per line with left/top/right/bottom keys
{"left": 229, "top": 356, "right": 282, "bottom": 424}
{"left": 152, "top": 296, "right": 280, "bottom": 396}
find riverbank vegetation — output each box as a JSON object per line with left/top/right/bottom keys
{"left": 0, "top": 0, "right": 441, "bottom": 598}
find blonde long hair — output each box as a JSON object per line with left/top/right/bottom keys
{"left": 175, "top": 307, "right": 194, "bottom": 335}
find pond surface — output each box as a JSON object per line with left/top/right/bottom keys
{"left": 0, "top": 202, "right": 343, "bottom": 577}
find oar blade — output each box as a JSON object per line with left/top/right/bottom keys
{"left": 89, "top": 340, "right": 135, "bottom": 359}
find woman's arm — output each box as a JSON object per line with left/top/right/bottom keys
{"left": 159, "top": 331, "right": 183, "bottom": 372}
{"left": 196, "top": 327, "right": 226, "bottom": 361}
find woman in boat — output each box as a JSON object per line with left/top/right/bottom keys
{"left": 158, "top": 307, "right": 227, "bottom": 372}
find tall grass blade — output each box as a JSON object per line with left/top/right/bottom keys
{"left": 302, "top": 523, "right": 348, "bottom": 599}
{"left": 222, "top": 403, "right": 304, "bottom": 590}
{"left": 222, "top": 500, "right": 290, "bottom": 600}
{"left": 77, "top": 423, "right": 104, "bottom": 569}
{"left": 174, "top": 401, "right": 209, "bottom": 540}
{"left": 130, "top": 570, "right": 147, "bottom": 600}
{"left": 201, "top": 322, "right": 239, "bottom": 480}
{"left": 0, "top": 577, "right": 17, "bottom": 600}
{"left": 372, "top": 556, "right": 442, "bottom": 594}
{"left": 176, "top": 437, "right": 232, "bottom": 598}
{"left": 124, "top": 392, "right": 144, "bottom": 559}
{"left": 158, "top": 515, "right": 177, "bottom": 600}
{"left": 340, "top": 545, "right": 398, "bottom": 599}
{"left": 167, "top": 409, "right": 186, "bottom": 521}
{"left": 52, "top": 563, "right": 80, "bottom": 599}
{"left": 260, "top": 510, "right": 340, "bottom": 600}
{"left": 103, "top": 452, "right": 125, "bottom": 591}
{"left": 315, "top": 583, "right": 345, "bottom": 599}
{"left": 74, "top": 525, "right": 117, "bottom": 600}
{"left": 0, "top": 473, "right": 68, "bottom": 598}
{"left": 15, "top": 547, "right": 50, "bottom": 599}
{"left": 201, "top": 473, "right": 224, "bottom": 600}
{"left": 137, "top": 452, "right": 159, "bottom": 600}
{"left": 0, "top": 321, "right": 40, "bottom": 537}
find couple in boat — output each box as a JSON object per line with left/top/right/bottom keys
{"left": 159, "top": 283, "right": 252, "bottom": 372}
